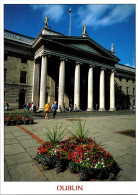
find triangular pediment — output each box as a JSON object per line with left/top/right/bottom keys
{"left": 46, "top": 36, "right": 119, "bottom": 62}
{"left": 68, "top": 43, "right": 99, "bottom": 54}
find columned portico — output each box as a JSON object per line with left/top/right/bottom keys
{"left": 109, "top": 70, "right": 115, "bottom": 111}
{"left": 39, "top": 55, "right": 48, "bottom": 110}
{"left": 87, "top": 66, "right": 94, "bottom": 111}
{"left": 58, "top": 59, "right": 65, "bottom": 111}
{"left": 74, "top": 62, "right": 80, "bottom": 110}
{"left": 99, "top": 68, "right": 106, "bottom": 111}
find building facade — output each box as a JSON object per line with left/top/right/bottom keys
{"left": 4, "top": 24, "right": 135, "bottom": 111}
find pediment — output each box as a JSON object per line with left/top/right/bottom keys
{"left": 68, "top": 43, "right": 99, "bottom": 54}
{"left": 41, "top": 35, "right": 120, "bottom": 62}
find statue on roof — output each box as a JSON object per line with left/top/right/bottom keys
{"left": 111, "top": 43, "right": 115, "bottom": 54}
{"left": 44, "top": 16, "right": 50, "bottom": 28}
{"left": 82, "top": 24, "right": 87, "bottom": 37}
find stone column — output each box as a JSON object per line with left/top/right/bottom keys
{"left": 99, "top": 68, "right": 105, "bottom": 111}
{"left": 87, "top": 66, "right": 94, "bottom": 111}
{"left": 74, "top": 62, "right": 80, "bottom": 110}
{"left": 109, "top": 70, "right": 115, "bottom": 111}
{"left": 39, "top": 55, "right": 48, "bottom": 110}
{"left": 32, "top": 60, "right": 40, "bottom": 107}
{"left": 58, "top": 59, "right": 65, "bottom": 111}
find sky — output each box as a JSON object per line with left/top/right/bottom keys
{"left": 4, "top": 4, "right": 135, "bottom": 67}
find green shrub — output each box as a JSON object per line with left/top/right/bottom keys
{"left": 44, "top": 123, "right": 68, "bottom": 146}
{"left": 69, "top": 120, "right": 89, "bottom": 140}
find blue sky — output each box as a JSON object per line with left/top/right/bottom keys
{"left": 4, "top": 4, "right": 135, "bottom": 67}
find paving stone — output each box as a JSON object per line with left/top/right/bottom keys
{"left": 4, "top": 112, "right": 136, "bottom": 182}
{"left": 11, "top": 131, "right": 28, "bottom": 137}
{"left": 118, "top": 154, "right": 136, "bottom": 167}
{"left": 16, "top": 134, "right": 34, "bottom": 141}
{"left": 4, "top": 138, "right": 19, "bottom": 145}
{"left": 8, "top": 162, "right": 48, "bottom": 181}
{"left": 116, "top": 173, "right": 131, "bottom": 181}
{"left": 26, "top": 147, "right": 39, "bottom": 158}
{"left": 121, "top": 146, "right": 136, "bottom": 156}
{"left": 18, "top": 139, "right": 41, "bottom": 148}
{"left": 5, "top": 143, "right": 26, "bottom": 156}
{"left": 119, "top": 163, "right": 136, "bottom": 181}
{"left": 4, "top": 162, "right": 11, "bottom": 181}
{"left": 42, "top": 168, "right": 79, "bottom": 181}
{"left": 105, "top": 147, "right": 128, "bottom": 159}
{"left": 4, "top": 133, "right": 15, "bottom": 139}
{"left": 5, "top": 152, "right": 32, "bottom": 166}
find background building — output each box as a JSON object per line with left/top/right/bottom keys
{"left": 4, "top": 23, "right": 135, "bottom": 111}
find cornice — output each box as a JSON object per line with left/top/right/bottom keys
{"left": 115, "top": 64, "right": 135, "bottom": 74}
{"left": 4, "top": 31, "right": 34, "bottom": 46}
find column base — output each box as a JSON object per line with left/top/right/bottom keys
{"left": 109, "top": 108, "right": 116, "bottom": 111}
{"left": 57, "top": 108, "right": 62, "bottom": 112}
{"left": 99, "top": 108, "right": 106, "bottom": 111}
{"left": 86, "top": 108, "right": 95, "bottom": 111}
{"left": 38, "top": 108, "right": 44, "bottom": 112}
{"left": 57, "top": 108, "right": 65, "bottom": 112}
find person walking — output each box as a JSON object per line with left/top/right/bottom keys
{"left": 52, "top": 101, "right": 58, "bottom": 118}
{"left": 44, "top": 102, "right": 50, "bottom": 119}
{"left": 23, "top": 103, "right": 26, "bottom": 111}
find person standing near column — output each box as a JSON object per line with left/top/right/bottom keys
{"left": 44, "top": 102, "right": 51, "bottom": 119}
{"left": 52, "top": 101, "right": 58, "bottom": 118}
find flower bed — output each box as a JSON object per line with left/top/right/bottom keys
{"left": 35, "top": 136, "right": 120, "bottom": 180}
{"left": 4, "top": 112, "right": 34, "bottom": 126}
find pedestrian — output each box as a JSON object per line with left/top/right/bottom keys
{"left": 30, "top": 102, "right": 32, "bottom": 111}
{"left": 52, "top": 101, "right": 58, "bottom": 118}
{"left": 31, "top": 102, "right": 34, "bottom": 111}
{"left": 23, "top": 102, "right": 26, "bottom": 111}
{"left": 44, "top": 102, "right": 51, "bottom": 119}
{"left": 4, "top": 101, "right": 9, "bottom": 110}
{"left": 73, "top": 104, "right": 77, "bottom": 112}
{"left": 27, "top": 103, "right": 30, "bottom": 111}
{"left": 96, "top": 103, "right": 98, "bottom": 110}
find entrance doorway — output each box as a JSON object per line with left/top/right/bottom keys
{"left": 19, "top": 91, "right": 25, "bottom": 109}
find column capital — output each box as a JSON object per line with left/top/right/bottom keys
{"left": 101, "top": 67, "right": 106, "bottom": 70}
{"left": 89, "top": 65, "right": 95, "bottom": 68}
{"left": 76, "top": 61, "right": 82, "bottom": 65}
{"left": 111, "top": 69, "right": 116, "bottom": 73}
{"left": 41, "top": 53, "right": 50, "bottom": 58}
{"left": 60, "top": 58, "right": 68, "bottom": 62}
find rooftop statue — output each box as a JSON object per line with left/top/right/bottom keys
{"left": 111, "top": 43, "right": 114, "bottom": 52}
{"left": 111, "top": 43, "right": 115, "bottom": 55}
{"left": 44, "top": 16, "right": 50, "bottom": 28}
{"left": 82, "top": 24, "right": 87, "bottom": 37}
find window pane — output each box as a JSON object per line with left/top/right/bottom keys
{"left": 20, "top": 71, "right": 26, "bottom": 83}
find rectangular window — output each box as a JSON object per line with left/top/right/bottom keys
{"left": 21, "top": 56, "right": 27, "bottom": 64}
{"left": 20, "top": 71, "right": 27, "bottom": 84}
{"left": 4, "top": 68, "right": 7, "bottom": 82}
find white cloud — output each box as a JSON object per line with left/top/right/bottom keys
{"left": 77, "top": 4, "right": 135, "bottom": 28}
{"left": 30, "top": 4, "right": 135, "bottom": 28}
{"left": 30, "top": 5, "right": 66, "bottom": 22}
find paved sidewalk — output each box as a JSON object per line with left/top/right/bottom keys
{"left": 4, "top": 111, "right": 136, "bottom": 181}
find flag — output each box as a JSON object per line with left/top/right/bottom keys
{"left": 68, "top": 8, "right": 71, "bottom": 13}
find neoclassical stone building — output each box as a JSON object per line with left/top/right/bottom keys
{"left": 4, "top": 21, "right": 135, "bottom": 111}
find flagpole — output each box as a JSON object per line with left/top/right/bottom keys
{"left": 69, "top": 10, "right": 71, "bottom": 36}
